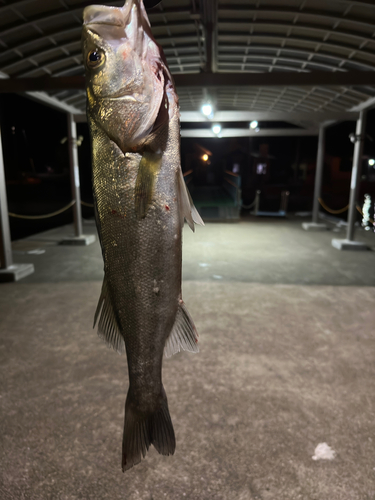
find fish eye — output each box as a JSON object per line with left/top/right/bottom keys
{"left": 87, "top": 49, "right": 105, "bottom": 69}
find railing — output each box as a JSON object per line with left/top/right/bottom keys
{"left": 223, "top": 170, "right": 241, "bottom": 207}
{"left": 183, "top": 169, "right": 193, "bottom": 185}
{"left": 250, "top": 190, "right": 290, "bottom": 216}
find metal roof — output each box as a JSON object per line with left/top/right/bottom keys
{"left": 1, "top": 0, "right": 375, "bottom": 124}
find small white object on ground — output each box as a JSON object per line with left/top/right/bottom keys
{"left": 312, "top": 442, "right": 336, "bottom": 461}
{"left": 27, "top": 249, "right": 46, "bottom": 255}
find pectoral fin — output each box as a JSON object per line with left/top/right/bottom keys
{"left": 177, "top": 168, "right": 204, "bottom": 231}
{"left": 164, "top": 300, "right": 199, "bottom": 357}
{"left": 134, "top": 152, "right": 162, "bottom": 218}
{"left": 94, "top": 277, "right": 125, "bottom": 354}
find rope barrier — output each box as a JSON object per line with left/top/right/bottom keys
{"left": 318, "top": 198, "right": 349, "bottom": 214}
{"left": 9, "top": 200, "right": 76, "bottom": 220}
{"left": 8, "top": 199, "right": 95, "bottom": 219}
{"left": 9, "top": 197, "right": 372, "bottom": 225}
{"left": 81, "top": 200, "right": 94, "bottom": 208}
{"left": 356, "top": 204, "right": 374, "bottom": 225}
{"left": 241, "top": 198, "right": 256, "bottom": 210}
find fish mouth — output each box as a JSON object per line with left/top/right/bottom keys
{"left": 101, "top": 91, "right": 144, "bottom": 102}
{"left": 104, "top": 95, "right": 139, "bottom": 102}
{"left": 86, "top": 21, "right": 123, "bottom": 27}
{"left": 83, "top": 4, "right": 132, "bottom": 28}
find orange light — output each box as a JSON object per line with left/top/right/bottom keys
{"left": 202, "top": 154, "right": 209, "bottom": 161}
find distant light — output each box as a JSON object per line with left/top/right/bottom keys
{"left": 368, "top": 158, "right": 375, "bottom": 166}
{"left": 255, "top": 127, "right": 260, "bottom": 133}
{"left": 212, "top": 124, "right": 221, "bottom": 135}
{"left": 250, "top": 120, "right": 258, "bottom": 129}
{"left": 202, "top": 154, "right": 209, "bottom": 161}
{"left": 201, "top": 103, "right": 213, "bottom": 117}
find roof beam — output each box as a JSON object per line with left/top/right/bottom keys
{"left": 218, "top": 35, "right": 375, "bottom": 62}
{"left": 0, "top": 75, "right": 85, "bottom": 91}
{"left": 351, "top": 94, "right": 375, "bottom": 111}
{"left": 22, "top": 90, "right": 81, "bottom": 114}
{"left": 74, "top": 110, "right": 358, "bottom": 124}
{"left": 219, "top": 23, "right": 375, "bottom": 46}
{"left": 1, "top": 71, "right": 375, "bottom": 93}
{"left": 180, "top": 110, "right": 358, "bottom": 122}
{"left": 175, "top": 72, "right": 375, "bottom": 87}
{"left": 218, "top": 46, "right": 375, "bottom": 72}
{"left": 180, "top": 128, "right": 319, "bottom": 138}
{"left": 218, "top": 55, "right": 348, "bottom": 73}
{"left": 217, "top": 6, "right": 375, "bottom": 31}
{"left": 0, "top": 72, "right": 81, "bottom": 114}
{"left": 200, "top": 0, "right": 218, "bottom": 72}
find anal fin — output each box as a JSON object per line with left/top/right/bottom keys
{"left": 94, "top": 277, "right": 125, "bottom": 354}
{"left": 164, "top": 300, "right": 199, "bottom": 357}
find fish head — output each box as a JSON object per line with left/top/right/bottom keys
{"left": 82, "top": 0, "right": 172, "bottom": 152}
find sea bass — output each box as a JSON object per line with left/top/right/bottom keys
{"left": 82, "top": 0, "right": 203, "bottom": 472}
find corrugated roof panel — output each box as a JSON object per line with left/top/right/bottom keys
{"left": 0, "top": 0, "right": 373, "bottom": 116}
{"left": 37, "top": 12, "right": 81, "bottom": 34}
{"left": 151, "top": 22, "right": 197, "bottom": 36}
{"left": 349, "top": 3, "right": 375, "bottom": 20}
{"left": 0, "top": 10, "right": 23, "bottom": 30}
{"left": 8, "top": 0, "right": 63, "bottom": 20}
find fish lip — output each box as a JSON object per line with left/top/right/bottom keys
{"left": 103, "top": 95, "right": 139, "bottom": 102}
{"left": 85, "top": 21, "right": 124, "bottom": 27}
{"left": 99, "top": 91, "right": 143, "bottom": 102}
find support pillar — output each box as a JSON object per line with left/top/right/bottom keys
{"left": 0, "top": 126, "right": 34, "bottom": 282}
{"left": 302, "top": 124, "right": 328, "bottom": 231}
{"left": 60, "top": 113, "right": 95, "bottom": 246}
{"left": 332, "top": 110, "right": 369, "bottom": 251}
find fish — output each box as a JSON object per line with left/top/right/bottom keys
{"left": 82, "top": 0, "right": 204, "bottom": 472}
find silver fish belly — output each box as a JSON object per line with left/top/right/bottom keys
{"left": 82, "top": 0, "right": 203, "bottom": 471}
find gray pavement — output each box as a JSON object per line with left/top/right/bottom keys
{"left": 1, "top": 217, "right": 375, "bottom": 499}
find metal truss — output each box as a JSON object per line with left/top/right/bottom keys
{"left": 0, "top": 0, "right": 374, "bottom": 116}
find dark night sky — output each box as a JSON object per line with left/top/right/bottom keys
{"left": 2, "top": 92, "right": 374, "bottom": 181}
{"left": 1, "top": 92, "right": 375, "bottom": 240}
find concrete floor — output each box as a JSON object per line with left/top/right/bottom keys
{"left": 1, "top": 217, "right": 375, "bottom": 499}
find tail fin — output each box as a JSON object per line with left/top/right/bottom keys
{"left": 122, "top": 387, "right": 176, "bottom": 472}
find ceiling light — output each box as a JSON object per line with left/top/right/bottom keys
{"left": 202, "top": 154, "right": 209, "bottom": 161}
{"left": 368, "top": 158, "right": 375, "bottom": 166}
{"left": 250, "top": 120, "right": 258, "bottom": 129}
{"left": 201, "top": 103, "right": 213, "bottom": 117}
{"left": 255, "top": 127, "right": 260, "bottom": 133}
{"left": 212, "top": 124, "right": 221, "bottom": 135}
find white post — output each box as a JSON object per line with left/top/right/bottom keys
{"left": 302, "top": 124, "right": 328, "bottom": 231}
{"left": 332, "top": 110, "right": 369, "bottom": 251}
{"left": 67, "top": 112, "right": 83, "bottom": 237}
{"left": 60, "top": 114, "right": 96, "bottom": 246}
{"left": 312, "top": 126, "right": 325, "bottom": 224}
{"left": 0, "top": 125, "right": 34, "bottom": 281}
{"left": 0, "top": 130, "right": 12, "bottom": 270}
{"left": 347, "top": 110, "right": 366, "bottom": 241}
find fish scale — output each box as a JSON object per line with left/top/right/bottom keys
{"left": 83, "top": 0, "right": 203, "bottom": 471}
